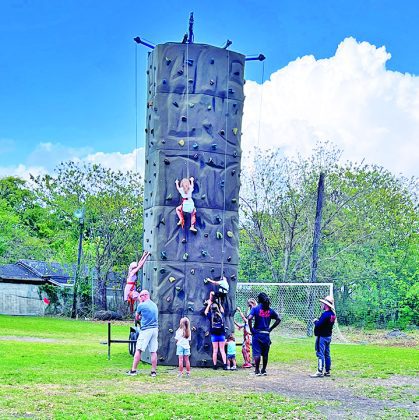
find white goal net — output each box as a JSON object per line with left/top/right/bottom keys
{"left": 235, "top": 282, "right": 346, "bottom": 342}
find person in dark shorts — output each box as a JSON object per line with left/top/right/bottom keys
{"left": 248, "top": 292, "right": 281, "bottom": 376}
{"left": 204, "top": 291, "right": 227, "bottom": 370}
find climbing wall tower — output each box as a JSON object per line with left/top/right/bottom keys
{"left": 141, "top": 42, "right": 245, "bottom": 366}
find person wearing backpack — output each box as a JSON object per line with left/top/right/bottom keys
{"left": 204, "top": 291, "right": 227, "bottom": 370}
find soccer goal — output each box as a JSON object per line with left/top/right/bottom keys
{"left": 235, "top": 282, "right": 346, "bottom": 342}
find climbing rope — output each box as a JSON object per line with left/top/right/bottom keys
{"left": 257, "top": 60, "right": 265, "bottom": 148}
{"left": 220, "top": 50, "right": 230, "bottom": 277}
{"left": 186, "top": 42, "right": 190, "bottom": 178}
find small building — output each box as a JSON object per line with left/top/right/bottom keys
{"left": 0, "top": 260, "right": 73, "bottom": 316}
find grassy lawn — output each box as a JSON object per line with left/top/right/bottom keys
{"left": 0, "top": 315, "right": 417, "bottom": 419}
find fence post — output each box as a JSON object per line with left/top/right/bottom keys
{"left": 107, "top": 321, "right": 111, "bottom": 360}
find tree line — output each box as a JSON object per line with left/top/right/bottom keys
{"left": 0, "top": 145, "right": 417, "bottom": 328}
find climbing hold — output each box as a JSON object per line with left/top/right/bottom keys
{"left": 164, "top": 158, "right": 170, "bottom": 165}
{"left": 192, "top": 143, "right": 199, "bottom": 149}
{"left": 190, "top": 269, "right": 195, "bottom": 275}
{"left": 188, "top": 79, "right": 193, "bottom": 84}
{"left": 227, "top": 256, "right": 232, "bottom": 262}
{"left": 193, "top": 153, "right": 199, "bottom": 160}
{"left": 145, "top": 128, "right": 148, "bottom": 133}
{"left": 178, "top": 139, "right": 185, "bottom": 146}
{"left": 150, "top": 128, "right": 154, "bottom": 135}
{"left": 181, "top": 238, "right": 187, "bottom": 244}
{"left": 188, "top": 306, "right": 194, "bottom": 312}
{"left": 159, "top": 356, "right": 166, "bottom": 362}
{"left": 161, "top": 251, "right": 167, "bottom": 260}
{"left": 162, "top": 139, "right": 166, "bottom": 144}
{"left": 162, "top": 79, "right": 167, "bottom": 85}
{"left": 227, "top": 231, "right": 233, "bottom": 238}
{"left": 233, "top": 151, "right": 238, "bottom": 157}
{"left": 216, "top": 231, "right": 223, "bottom": 239}
{"left": 192, "top": 326, "right": 197, "bottom": 332}
{"left": 210, "top": 58, "right": 215, "bottom": 64}
{"left": 203, "top": 278, "right": 209, "bottom": 284}
{"left": 234, "top": 70, "right": 240, "bottom": 76}
{"left": 201, "top": 194, "right": 206, "bottom": 200}
{"left": 160, "top": 217, "right": 165, "bottom": 225}
{"left": 172, "top": 101, "right": 179, "bottom": 107}
{"left": 153, "top": 266, "right": 157, "bottom": 271}
{"left": 220, "top": 180, "right": 225, "bottom": 188}
{"left": 189, "top": 102, "right": 195, "bottom": 108}
{"left": 231, "top": 198, "right": 237, "bottom": 203}
{"left": 231, "top": 169, "right": 236, "bottom": 175}
{"left": 232, "top": 127, "right": 238, "bottom": 135}
{"left": 153, "top": 172, "right": 156, "bottom": 177}
{"left": 166, "top": 194, "right": 173, "bottom": 201}
{"left": 181, "top": 116, "right": 187, "bottom": 122}
{"left": 211, "top": 143, "right": 217, "bottom": 150}
{"left": 228, "top": 88, "right": 234, "bottom": 94}
{"left": 231, "top": 274, "right": 236, "bottom": 280}
{"left": 207, "top": 105, "right": 212, "bottom": 110}
{"left": 175, "top": 286, "right": 182, "bottom": 291}
{"left": 215, "top": 216, "right": 222, "bottom": 224}
{"left": 205, "top": 331, "right": 210, "bottom": 337}
{"left": 183, "top": 253, "right": 189, "bottom": 261}
{"left": 169, "top": 276, "right": 176, "bottom": 283}
{"left": 147, "top": 100, "right": 153, "bottom": 108}
{"left": 203, "top": 122, "right": 212, "bottom": 132}
{"left": 165, "top": 57, "right": 171, "bottom": 65}
{"left": 201, "top": 250, "right": 208, "bottom": 257}
{"left": 186, "top": 59, "right": 193, "bottom": 66}
{"left": 169, "top": 328, "right": 174, "bottom": 333}
{"left": 166, "top": 296, "right": 171, "bottom": 302}
{"left": 209, "top": 79, "right": 214, "bottom": 85}
{"left": 204, "top": 233, "right": 209, "bottom": 238}
{"left": 159, "top": 268, "right": 166, "bottom": 274}
{"left": 219, "top": 129, "right": 225, "bottom": 136}
{"left": 210, "top": 268, "right": 215, "bottom": 273}
{"left": 208, "top": 157, "right": 214, "bottom": 165}
{"left": 177, "top": 69, "right": 183, "bottom": 75}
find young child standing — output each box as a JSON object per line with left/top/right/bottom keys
{"left": 310, "top": 295, "right": 336, "bottom": 378}
{"left": 234, "top": 298, "right": 257, "bottom": 368}
{"left": 175, "top": 317, "right": 192, "bottom": 377}
{"left": 226, "top": 334, "right": 237, "bottom": 370}
{"left": 175, "top": 177, "right": 197, "bottom": 232}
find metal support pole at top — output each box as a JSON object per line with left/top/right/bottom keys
{"left": 188, "top": 12, "right": 194, "bottom": 43}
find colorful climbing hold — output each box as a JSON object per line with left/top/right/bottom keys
{"left": 201, "top": 194, "right": 206, "bottom": 200}
{"left": 183, "top": 253, "right": 189, "bottom": 261}
{"left": 173, "top": 101, "right": 179, "bottom": 107}
{"left": 216, "top": 231, "right": 223, "bottom": 239}
{"left": 227, "top": 231, "right": 233, "bottom": 238}
{"left": 166, "top": 194, "right": 172, "bottom": 201}
{"left": 201, "top": 250, "right": 208, "bottom": 257}
{"left": 160, "top": 251, "right": 167, "bottom": 260}
{"left": 231, "top": 198, "right": 237, "bottom": 203}
{"left": 169, "top": 328, "right": 174, "bottom": 333}
{"left": 192, "top": 143, "right": 199, "bottom": 149}
{"left": 178, "top": 139, "right": 185, "bottom": 146}
{"left": 190, "top": 269, "right": 195, "bottom": 275}
{"left": 232, "top": 127, "right": 238, "bottom": 135}
{"left": 169, "top": 276, "right": 176, "bottom": 283}
{"left": 181, "top": 116, "right": 187, "bottom": 122}
{"left": 211, "top": 143, "right": 217, "bottom": 150}
{"left": 164, "top": 158, "right": 170, "bottom": 165}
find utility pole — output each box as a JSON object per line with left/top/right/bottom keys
{"left": 71, "top": 209, "right": 84, "bottom": 319}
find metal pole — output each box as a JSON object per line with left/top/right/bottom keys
{"left": 71, "top": 220, "right": 83, "bottom": 318}
{"left": 107, "top": 322, "right": 111, "bottom": 360}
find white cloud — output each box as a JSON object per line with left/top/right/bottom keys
{"left": 242, "top": 37, "right": 419, "bottom": 177}
{"left": 0, "top": 145, "right": 145, "bottom": 181}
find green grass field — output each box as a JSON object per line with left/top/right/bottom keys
{"left": 0, "top": 316, "right": 417, "bottom": 419}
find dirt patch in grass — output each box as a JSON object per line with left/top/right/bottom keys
{"left": 119, "top": 364, "right": 418, "bottom": 419}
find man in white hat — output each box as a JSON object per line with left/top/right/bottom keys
{"left": 310, "top": 295, "right": 336, "bottom": 378}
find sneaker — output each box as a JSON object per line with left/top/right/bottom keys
{"left": 223, "top": 364, "right": 228, "bottom": 371}
{"left": 226, "top": 366, "right": 231, "bottom": 370}
{"left": 186, "top": 371, "right": 191, "bottom": 377}
{"left": 189, "top": 226, "right": 197, "bottom": 233}
{"left": 212, "top": 365, "right": 218, "bottom": 370}
{"left": 310, "top": 371, "right": 324, "bottom": 378}
{"left": 177, "top": 372, "right": 183, "bottom": 378}
{"left": 242, "top": 363, "right": 252, "bottom": 368}
{"left": 150, "top": 371, "right": 157, "bottom": 377}
{"left": 126, "top": 370, "right": 137, "bottom": 376}
{"left": 324, "top": 371, "right": 331, "bottom": 377}
{"left": 177, "top": 220, "right": 183, "bottom": 226}
{"left": 260, "top": 370, "right": 267, "bottom": 376}
{"left": 254, "top": 370, "right": 261, "bottom": 376}
{"left": 230, "top": 366, "right": 237, "bottom": 371}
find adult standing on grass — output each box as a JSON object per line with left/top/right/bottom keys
{"left": 248, "top": 292, "right": 281, "bottom": 376}
{"left": 204, "top": 291, "right": 228, "bottom": 370}
{"left": 126, "top": 290, "right": 159, "bottom": 377}
{"left": 310, "top": 295, "right": 336, "bottom": 378}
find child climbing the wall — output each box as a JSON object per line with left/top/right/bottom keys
{"left": 310, "top": 295, "right": 336, "bottom": 378}
{"left": 175, "top": 317, "right": 192, "bottom": 377}
{"left": 226, "top": 334, "right": 237, "bottom": 370}
{"left": 123, "top": 251, "right": 150, "bottom": 312}
{"left": 175, "top": 177, "right": 197, "bottom": 232}
{"left": 234, "top": 298, "right": 257, "bottom": 368}
{"left": 204, "top": 276, "right": 229, "bottom": 306}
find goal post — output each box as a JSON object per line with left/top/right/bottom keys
{"left": 235, "top": 282, "right": 346, "bottom": 342}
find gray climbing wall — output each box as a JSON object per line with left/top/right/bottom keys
{"left": 141, "top": 42, "right": 245, "bottom": 366}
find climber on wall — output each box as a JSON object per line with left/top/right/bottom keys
{"left": 124, "top": 251, "right": 150, "bottom": 312}
{"left": 175, "top": 177, "right": 197, "bottom": 232}
{"left": 204, "top": 275, "right": 230, "bottom": 306}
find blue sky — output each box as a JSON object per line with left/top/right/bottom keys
{"left": 0, "top": 0, "right": 418, "bottom": 176}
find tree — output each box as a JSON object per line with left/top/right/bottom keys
{"left": 32, "top": 162, "right": 144, "bottom": 315}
